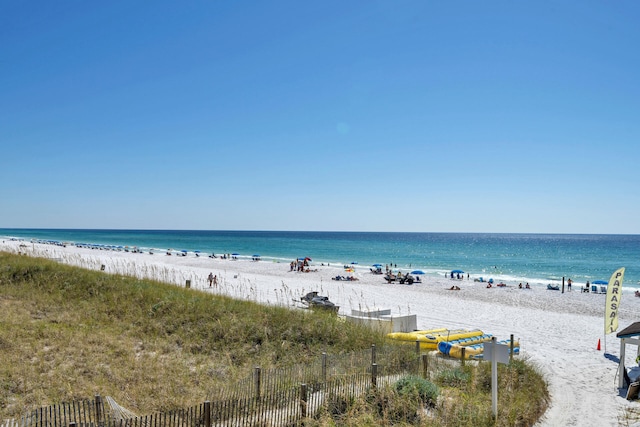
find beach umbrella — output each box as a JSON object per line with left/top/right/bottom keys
{"left": 411, "top": 270, "right": 425, "bottom": 275}
{"left": 253, "top": 254, "right": 260, "bottom": 257}
{"left": 592, "top": 280, "right": 608, "bottom": 285}
{"left": 451, "top": 269, "right": 464, "bottom": 274}
{"left": 372, "top": 263, "right": 382, "bottom": 267}
{"left": 232, "top": 253, "right": 239, "bottom": 256}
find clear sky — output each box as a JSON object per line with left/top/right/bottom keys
{"left": 1, "top": 1, "right": 639, "bottom": 233}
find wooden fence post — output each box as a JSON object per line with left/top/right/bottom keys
{"left": 415, "top": 340, "right": 420, "bottom": 355}
{"left": 461, "top": 348, "right": 466, "bottom": 366}
{"left": 95, "top": 395, "right": 104, "bottom": 426}
{"left": 322, "top": 352, "right": 327, "bottom": 383}
{"left": 253, "top": 367, "right": 261, "bottom": 400}
{"left": 510, "top": 334, "right": 515, "bottom": 363}
{"left": 371, "top": 344, "right": 376, "bottom": 365}
{"left": 203, "top": 401, "right": 211, "bottom": 427}
{"left": 300, "top": 383, "right": 308, "bottom": 418}
{"left": 371, "top": 363, "right": 378, "bottom": 389}
{"left": 422, "top": 354, "right": 429, "bottom": 379}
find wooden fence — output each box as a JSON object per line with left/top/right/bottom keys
{"left": 1, "top": 346, "right": 458, "bottom": 427}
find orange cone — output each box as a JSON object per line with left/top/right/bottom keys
{"left": 597, "top": 339, "right": 601, "bottom": 351}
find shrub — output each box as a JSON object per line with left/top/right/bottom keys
{"left": 394, "top": 375, "right": 439, "bottom": 407}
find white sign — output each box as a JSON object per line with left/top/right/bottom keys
{"left": 484, "top": 341, "right": 510, "bottom": 364}
{"left": 484, "top": 338, "right": 511, "bottom": 420}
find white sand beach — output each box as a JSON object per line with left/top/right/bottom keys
{"left": 3, "top": 240, "right": 639, "bottom": 426}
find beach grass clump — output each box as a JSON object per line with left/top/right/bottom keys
{"left": 434, "top": 366, "right": 471, "bottom": 388}
{"left": 309, "top": 358, "right": 548, "bottom": 427}
{"left": 619, "top": 406, "right": 640, "bottom": 426}
{"left": 435, "top": 357, "right": 549, "bottom": 426}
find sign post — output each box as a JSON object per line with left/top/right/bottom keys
{"left": 484, "top": 337, "right": 510, "bottom": 420}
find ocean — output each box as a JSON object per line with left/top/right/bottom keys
{"left": 1, "top": 229, "right": 639, "bottom": 288}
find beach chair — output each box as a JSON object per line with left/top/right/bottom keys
{"left": 601, "top": 285, "right": 607, "bottom": 294}
{"left": 591, "top": 285, "right": 598, "bottom": 293}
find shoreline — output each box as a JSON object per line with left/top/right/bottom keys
{"left": 2, "top": 231, "right": 639, "bottom": 290}
{"left": 1, "top": 240, "right": 638, "bottom": 426}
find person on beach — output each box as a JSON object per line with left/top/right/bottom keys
{"left": 213, "top": 275, "right": 218, "bottom": 288}
{"left": 567, "top": 278, "right": 572, "bottom": 291}
{"left": 208, "top": 272, "right": 214, "bottom": 287}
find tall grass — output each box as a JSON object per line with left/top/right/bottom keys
{"left": 0, "top": 253, "right": 385, "bottom": 418}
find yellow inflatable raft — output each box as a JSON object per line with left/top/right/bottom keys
{"left": 387, "top": 329, "right": 484, "bottom": 350}
{"left": 386, "top": 328, "right": 448, "bottom": 342}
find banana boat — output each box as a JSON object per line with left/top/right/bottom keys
{"left": 387, "top": 329, "right": 484, "bottom": 350}
{"left": 438, "top": 338, "right": 520, "bottom": 360}
{"left": 386, "top": 328, "right": 448, "bottom": 342}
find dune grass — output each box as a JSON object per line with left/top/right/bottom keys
{"left": 0, "top": 253, "right": 387, "bottom": 417}
{"left": 0, "top": 252, "right": 549, "bottom": 425}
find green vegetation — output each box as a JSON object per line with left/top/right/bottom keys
{"left": 0, "top": 253, "right": 386, "bottom": 417}
{"left": 308, "top": 360, "right": 548, "bottom": 427}
{"left": 394, "top": 375, "right": 439, "bottom": 406}
{"left": 0, "top": 253, "right": 549, "bottom": 426}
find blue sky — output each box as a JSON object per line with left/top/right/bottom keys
{"left": 1, "top": 1, "right": 639, "bottom": 233}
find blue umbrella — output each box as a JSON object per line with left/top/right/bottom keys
{"left": 411, "top": 270, "right": 425, "bottom": 275}
{"left": 372, "top": 263, "right": 382, "bottom": 267}
{"left": 253, "top": 254, "right": 261, "bottom": 257}
{"left": 451, "top": 269, "right": 464, "bottom": 274}
{"left": 232, "top": 253, "right": 239, "bottom": 256}
{"left": 592, "top": 280, "right": 608, "bottom": 285}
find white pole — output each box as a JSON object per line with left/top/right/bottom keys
{"left": 491, "top": 337, "right": 498, "bottom": 419}
{"left": 619, "top": 338, "right": 627, "bottom": 388}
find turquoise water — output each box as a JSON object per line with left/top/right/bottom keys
{"left": 1, "top": 229, "right": 639, "bottom": 288}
